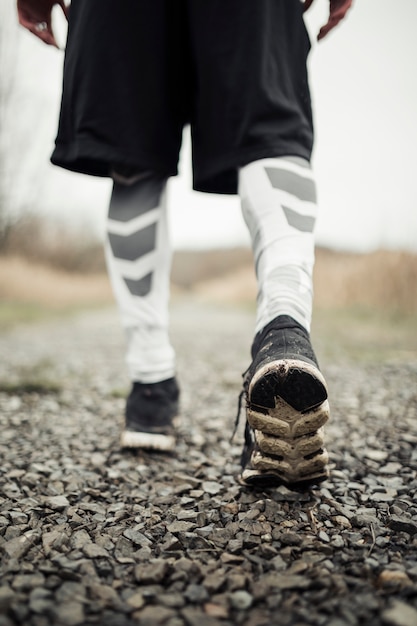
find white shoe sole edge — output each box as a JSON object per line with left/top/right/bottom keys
{"left": 120, "top": 430, "right": 176, "bottom": 452}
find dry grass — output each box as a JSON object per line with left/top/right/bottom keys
{"left": 2, "top": 211, "right": 414, "bottom": 361}
{"left": 0, "top": 256, "right": 113, "bottom": 328}
{"left": 2, "top": 215, "right": 416, "bottom": 314}
{"left": 1, "top": 242, "right": 416, "bottom": 358}
{"left": 0, "top": 256, "right": 112, "bottom": 308}
{"left": 192, "top": 247, "right": 417, "bottom": 362}
{"left": 1, "top": 215, "right": 106, "bottom": 273}
{"left": 1, "top": 247, "right": 416, "bottom": 313}
{"left": 314, "top": 248, "right": 417, "bottom": 314}
{"left": 194, "top": 248, "right": 417, "bottom": 314}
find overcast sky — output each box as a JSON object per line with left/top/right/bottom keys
{"left": 5, "top": 0, "right": 417, "bottom": 251}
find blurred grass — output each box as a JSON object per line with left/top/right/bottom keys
{"left": 0, "top": 256, "right": 113, "bottom": 329}
{"left": 312, "top": 307, "right": 417, "bottom": 364}
{"left": 0, "top": 217, "right": 416, "bottom": 364}
{"left": 0, "top": 357, "right": 62, "bottom": 395}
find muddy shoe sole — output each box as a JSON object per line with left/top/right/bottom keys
{"left": 241, "top": 359, "right": 330, "bottom": 488}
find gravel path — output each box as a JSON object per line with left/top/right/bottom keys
{"left": 1, "top": 300, "right": 417, "bottom": 626}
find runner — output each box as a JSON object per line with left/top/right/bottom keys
{"left": 17, "top": 0, "right": 353, "bottom": 487}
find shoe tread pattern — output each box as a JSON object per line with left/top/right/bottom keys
{"left": 246, "top": 359, "right": 330, "bottom": 486}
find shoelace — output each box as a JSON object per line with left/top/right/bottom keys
{"left": 230, "top": 365, "right": 251, "bottom": 443}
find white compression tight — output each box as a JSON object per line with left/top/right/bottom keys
{"left": 105, "top": 174, "right": 175, "bottom": 384}
{"left": 239, "top": 157, "right": 317, "bottom": 334}
{"left": 105, "top": 157, "right": 318, "bottom": 383}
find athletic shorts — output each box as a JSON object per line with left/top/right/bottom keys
{"left": 51, "top": 0, "right": 313, "bottom": 195}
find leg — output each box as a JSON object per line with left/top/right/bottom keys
{"left": 238, "top": 156, "right": 330, "bottom": 487}
{"left": 105, "top": 172, "right": 179, "bottom": 450}
{"left": 239, "top": 156, "right": 317, "bottom": 334}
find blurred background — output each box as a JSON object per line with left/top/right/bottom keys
{"left": 0, "top": 0, "right": 416, "bottom": 361}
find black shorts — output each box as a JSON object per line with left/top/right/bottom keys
{"left": 51, "top": 0, "right": 313, "bottom": 195}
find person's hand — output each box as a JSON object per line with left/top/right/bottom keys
{"left": 303, "top": 0, "right": 353, "bottom": 41}
{"left": 17, "top": 0, "right": 69, "bottom": 48}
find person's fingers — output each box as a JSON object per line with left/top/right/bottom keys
{"left": 18, "top": 1, "right": 66, "bottom": 47}
{"left": 318, "top": 1, "right": 353, "bottom": 40}
{"left": 303, "top": 0, "right": 315, "bottom": 13}
{"left": 19, "top": 16, "right": 58, "bottom": 47}
{"left": 57, "top": 0, "right": 69, "bottom": 21}
{"left": 317, "top": 14, "right": 343, "bottom": 40}
{"left": 32, "top": 24, "right": 58, "bottom": 46}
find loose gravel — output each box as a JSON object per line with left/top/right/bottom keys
{"left": 0, "top": 299, "right": 417, "bottom": 626}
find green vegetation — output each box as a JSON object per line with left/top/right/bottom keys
{"left": 0, "top": 358, "right": 62, "bottom": 396}
{"left": 312, "top": 307, "right": 417, "bottom": 364}
{"left": 0, "top": 300, "right": 111, "bottom": 332}
{"left": 0, "top": 301, "right": 51, "bottom": 330}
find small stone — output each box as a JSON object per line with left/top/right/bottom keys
{"left": 204, "top": 603, "right": 229, "bottom": 619}
{"left": 176, "top": 510, "right": 198, "bottom": 521}
{"left": 4, "top": 527, "right": 21, "bottom": 541}
{"left": 364, "top": 449, "right": 388, "bottom": 462}
{"left": 45, "top": 496, "right": 70, "bottom": 511}
{"left": 271, "top": 555, "right": 286, "bottom": 571}
{"left": 126, "top": 591, "right": 145, "bottom": 610}
{"left": 51, "top": 602, "right": 85, "bottom": 626}
{"left": 55, "top": 582, "right": 86, "bottom": 604}
{"left": 263, "top": 574, "right": 310, "bottom": 590}
{"left": 12, "top": 573, "right": 45, "bottom": 591}
{"left": 82, "top": 543, "right": 110, "bottom": 559}
{"left": 378, "top": 570, "right": 413, "bottom": 588}
{"left": 134, "top": 560, "right": 169, "bottom": 584}
{"left": 184, "top": 584, "right": 209, "bottom": 604}
{"left": 167, "top": 521, "right": 196, "bottom": 533}
{"left": 286, "top": 562, "right": 309, "bottom": 576}
{"left": 380, "top": 463, "right": 403, "bottom": 475}
{"left": 228, "top": 538, "right": 243, "bottom": 553}
{"left": 3, "top": 530, "right": 41, "bottom": 559}
{"left": 70, "top": 530, "right": 91, "bottom": 552}
{"left": 29, "top": 588, "right": 53, "bottom": 614}
{"left": 159, "top": 533, "right": 181, "bottom": 552}
{"left": 202, "top": 481, "right": 222, "bottom": 495}
{"left": 159, "top": 593, "right": 186, "bottom": 609}
{"left": 203, "top": 571, "right": 226, "bottom": 593}
{"left": 123, "top": 528, "right": 152, "bottom": 546}
{"left": 223, "top": 502, "right": 239, "bottom": 515}
{"left": 229, "top": 590, "right": 253, "bottom": 610}
{"left": 173, "top": 483, "right": 193, "bottom": 495}
{"left": 389, "top": 516, "right": 417, "bottom": 536}
{"left": 8, "top": 511, "right": 28, "bottom": 525}
{"left": 0, "top": 586, "right": 15, "bottom": 611}
{"left": 352, "top": 513, "right": 379, "bottom": 528}
{"left": 78, "top": 501, "right": 106, "bottom": 516}
{"left": 369, "top": 492, "right": 395, "bottom": 503}
{"left": 221, "top": 553, "right": 245, "bottom": 565}
{"left": 134, "top": 606, "right": 176, "bottom": 624}
{"left": 189, "top": 491, "right": 205, "bottom": 502}
{"left": 30, "top": 463, "right": 52, "bottom": 475}
{"left": 279, "top": 532, "right": 302, "bottom": 546}
{"left": 42, "top": 529, "right": 68, "bottom": 556}
{"left": 89, "top": 583, "right": 122, "bottom": 609}
{"left": 382, "top": 600, "right": 417, "bottom": 626}
{"left": 196, "top": 524, "right": 215, "bottom": 538}
{"left": 245, "top": 508, "right": 261, "bottom": 521}
{"left": 90, "top": 452, "right": 107, "bottom": 467}
{"left": 174, "top": 557, "right": 201, "bottom": 580}
{"left": 333, "top": 515, "right": 351, "bottom": 529}
{"left": 331, "top": 535, "right": 345, "bottom": 549}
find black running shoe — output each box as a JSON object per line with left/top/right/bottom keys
{"left": 120, "top": 377, "right": 180, "bottom": 452}
{"left": 239, "top": 316, "right": 330, "bottom": 488}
